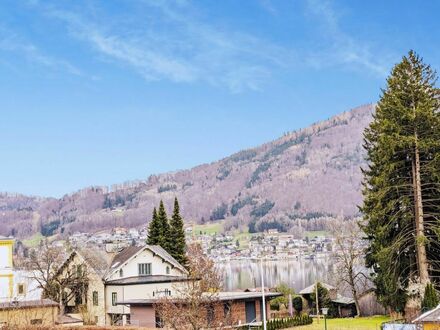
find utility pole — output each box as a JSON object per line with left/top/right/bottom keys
{"left": 315, "top": 281, "right": 320, "bottom": 324}
{"left": 260, "top": 258, "right": 267, "bottom": 330}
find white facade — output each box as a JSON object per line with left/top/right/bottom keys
{"left": 103, "top": 247, "right": 187, "bottom": 324}
{"left": 105, "top": 248, "right": 183, "bottom": 281}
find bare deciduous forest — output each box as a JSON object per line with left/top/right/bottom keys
{"left": 0, "top": 104, "right": 374, "bottom": 238}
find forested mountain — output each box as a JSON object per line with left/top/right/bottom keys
{"left": 0, "top": 104, "right": 374, "bottom": 238}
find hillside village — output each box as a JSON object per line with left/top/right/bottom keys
{"left": 51, "top": 226, "right": 332, "bottom": 263}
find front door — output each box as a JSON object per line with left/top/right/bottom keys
{"left": 245, "top": 300, "right": 256, "bottom": 323}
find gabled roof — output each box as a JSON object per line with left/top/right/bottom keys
{"left": 332, "top": 294, "right": 355, "bottom": 305}
{"left": 56, "top": 247, "right": 112, "bottom": 279}
{"left": 0, "top": 299, "right": 57, "bottom": 311}
{"left": 148, "top": 245, "right": 187, "bottom": 273}
{"left": 110, "top": 246, "right": 143, "bottom": 269}
{"left": 413, "top": 305, "right": 440, "bottom": 323}
{"left": 299, "top": 282, "right": 336, "bottom": 295}
{"left": 108, "top": 245, "right": 187, "bottom": 276}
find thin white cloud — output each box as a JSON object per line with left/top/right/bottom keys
{"left": 0, "top": 26, "right": 84, "bottom": 76}
{"left": 35, "top": 0, "right": 293, "bottom": 92}
{"left": 305, "top": 0, "right": 390, "bottom": 77}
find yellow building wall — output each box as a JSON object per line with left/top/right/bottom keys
{"left": 423, "top": 323, "right": 440, "bottom": 330}
{"left": 0, "top": 238, "right": 14, "bottom": 299}
{"left": 0, "top": 306, "right": 58, "bottom": 327}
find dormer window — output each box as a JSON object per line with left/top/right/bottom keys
{"left": 138, "top": 263, "right": 152, "bottom": 276}
{"left": 119, "top": 269, "right": 123, "bottom": 278}
{"left": 17, "top": 284, "right": 25, "bottom": 295}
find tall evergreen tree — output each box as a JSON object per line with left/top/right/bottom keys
{"left": 169, "top": 197, "right": 187, "bottom": 266}
{"left": 361, "top": 51, "right": 440, "bottom": 314}
{"left": 422, "top": 283, "right": 439, "bottom": 311}
{"left": 147, "top": 207, "right": 162, "bottom": 245}
{"left": 157, "top": 200, "right": 171, "bottom": 251}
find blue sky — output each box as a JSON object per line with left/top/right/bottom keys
{"left": 0, "top": 0, "right": 439, "bottom": 197}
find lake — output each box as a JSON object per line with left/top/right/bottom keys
{"left": 218, "top": 257, "right": 334, "bottom": 292}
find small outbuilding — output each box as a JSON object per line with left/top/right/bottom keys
{"left": 412, "top": 305, "right": 440, "bottom": 330}
{"left": 0, "top": 299, "right": 58, "bottom": 327}
{"left": 299, "top": 282, "right": 356, "bottom": 317}
{"left": 120, "top": 291, "right": 282, "bottom": 328}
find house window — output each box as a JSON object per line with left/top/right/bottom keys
{"left": 119, "top": 269, "right": 123, "bottom": 277}
{"left": 17, "top": 284, "right": 25, "bottom": 295}
{"left": 206, "top": 305, "right": 215, "bottom": 325}
{"left": 94, "top": 316, "right": 99, "bottom": 325}
{"left": 30, "top": 319, "right": 42, "bottom": 325}
{"left": 166, "top": 266, "right": 170, "bottom": 275}
{"left": 138, "top": 263, "right": 152, "bottom": 276}
{"left": 75, "top": 291, "right": 83, "bottom": 305}
{"left": 93, "top": 291, "right": 99, "bottom": 306}
{"left": 224, "top": 302, "right": 232, "bottom": 317}
{"left": 77, "top": 265, "right": 83, "bottom": 277}
{"left": 112, "top": 292, "right": 117, "bottom": 306}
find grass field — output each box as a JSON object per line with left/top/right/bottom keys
{"left": 193, "top": 221, "right": 224, "bottom": 235}
{"left": 22, "top": 232, "right": 44, "bottom": 247}
{"left": 291, "top": 316, "right": 390, "bottom": 330}
{"left": 305, "top": 230, "right": 329, "bottom": 238}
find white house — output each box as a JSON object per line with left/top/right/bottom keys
{"left": 58, "top": 245, "right": 189, "bottom": 326}
{"left": 103, "top": 245, "right": 189, "bottom": 325}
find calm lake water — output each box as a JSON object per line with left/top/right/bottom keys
{"left": 218, "top": 258, "right": 334, "bottom": 292}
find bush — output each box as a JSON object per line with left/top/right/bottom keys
{"left": 292, "top": 296, "right": 303, "bottom": 314}
{"left": 255, "top": 314, "right": 313, "bottom": 329}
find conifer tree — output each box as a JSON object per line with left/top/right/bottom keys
{"left": 169, "top": 197, "right": 187, "bottom": 266}
{"left": 362, "top": 51, "right": 440, "bottom": 313}
{"left": 147, "top": 207, "right": 162, "bottom": 245}
{"left": 422, "top": 283, "right": 439, "bottom": 311}
{"left": 157, "top": 200, "right": 171, "bottom": 251}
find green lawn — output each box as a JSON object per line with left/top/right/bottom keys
{"left": 233, "top": 230, "right": 258, "bottom": 249}
{"left": 305, "top": 231, "right": 328, "bottom": 238}
{"left": 193, "top": 221, "right": 224, "bottom": 235}
{"left": 291, "top": 316, "right": 390, "bottom": 330}
{"left": 22, "top": 232, "right": 44, "bottom": 247}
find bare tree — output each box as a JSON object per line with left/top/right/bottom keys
{"left": 26, "top": 241, "right": 89, "bottom": 315}
{"left": 155, "top": 243, "right": 231, "bottom": 329}
{"left": 329, "top": 219, "right": 369, "bottom": 316}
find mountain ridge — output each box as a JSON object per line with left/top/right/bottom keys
{"left": 0, "top": 104, "right": 374, "bottom": 238}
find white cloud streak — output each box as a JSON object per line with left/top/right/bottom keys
{"left": 305, "top": 0, "right": 391, "bottom": 77}
{"left": 0, "top": 26, "right": 84, "bottom": 76}
{"left": 36, "top": 0, "right": 293, "bottom": 92}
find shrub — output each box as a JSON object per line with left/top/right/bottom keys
{"left": 292, "top": 296, "right": 303, "bottom": 314}
{"left": 257, "top": 314, "right": 313, "bottom": 329}
{"left": 422, "top": 283, "right": 439, "bottom": 311}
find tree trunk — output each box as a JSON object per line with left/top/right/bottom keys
{"left": 315, "top": 282, "right": 320, "bottom": 324}
{"left": 352, "top": 287, "right": 361, "bottom": 317}
{"left": 412, "top": 131, "right": 429, "bottom": 285}
{"left": 59, "top": 287, "right": 65, "bottom": 315}
{"left": 349, "top": 273, "right": 361, "bottom": 316}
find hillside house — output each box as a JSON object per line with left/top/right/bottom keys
{"left": 57, "top": 243, "right": 281, "bottom": 328}
{"left": 57, "top": 245, "right": 189, "bottom": 326}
